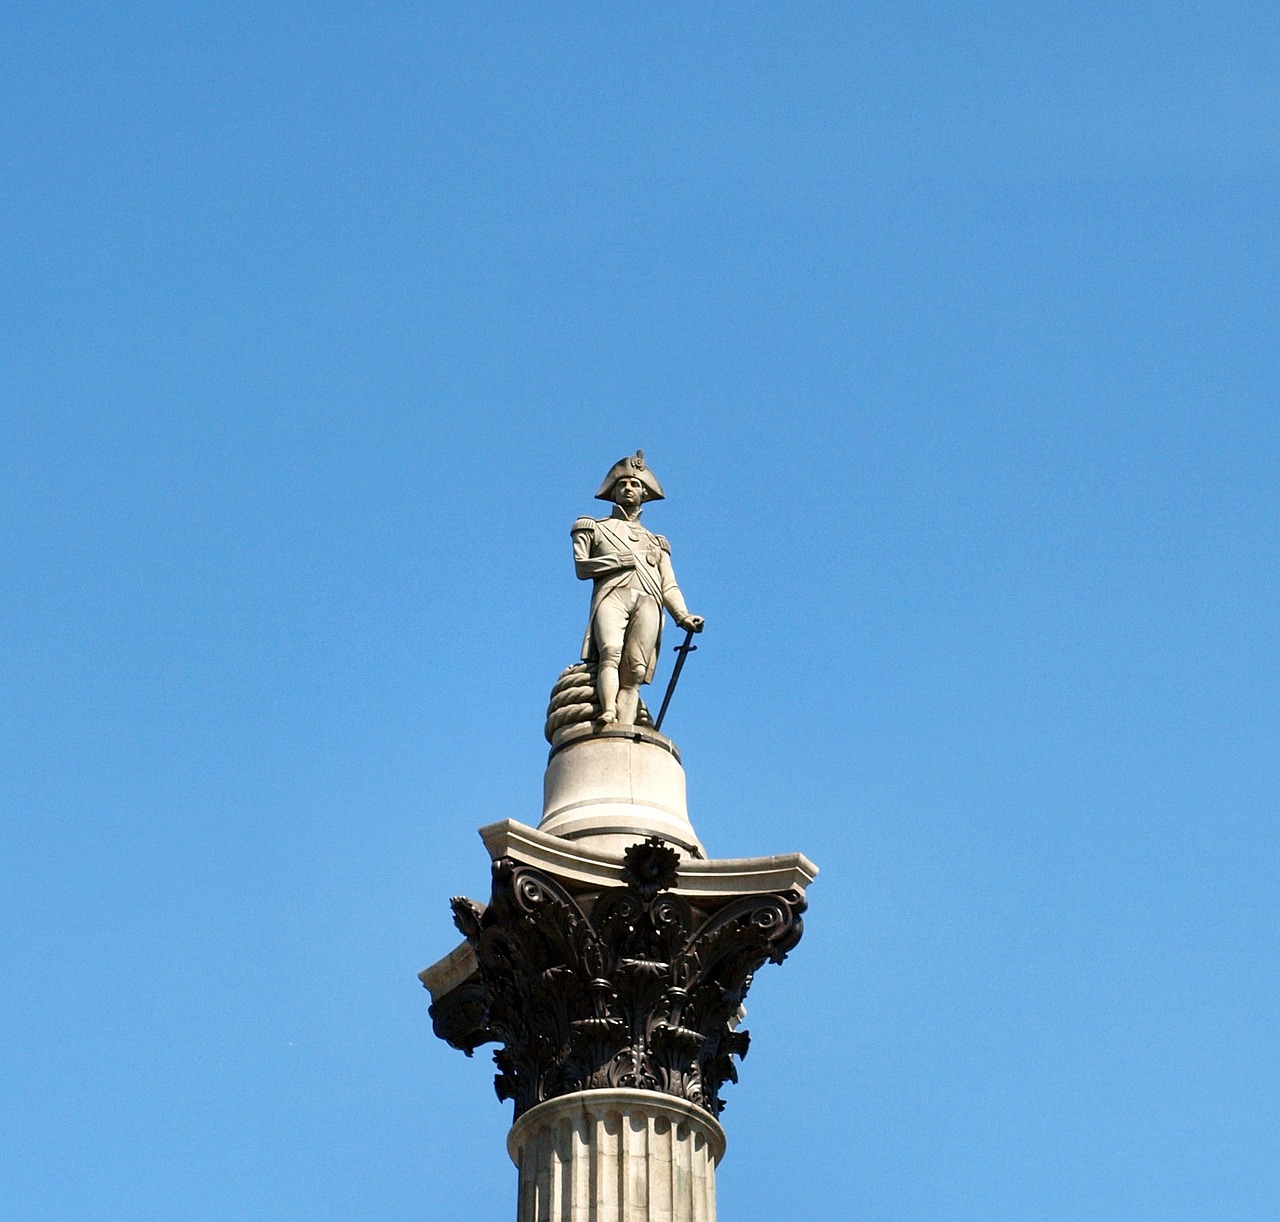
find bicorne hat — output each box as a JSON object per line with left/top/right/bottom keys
{"left": 594, "top": 450, "right": 666, "bottom": 502}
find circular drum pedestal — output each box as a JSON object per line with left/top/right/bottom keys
{"left": 539, "top": 726, "right": 706, "bottom": 859}
{"left": 508, "top": 1090, "right": 725, "bottom": 1222}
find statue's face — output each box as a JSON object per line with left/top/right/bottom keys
{"left": 613, "top": 477, "right": 645, "bottom": 508}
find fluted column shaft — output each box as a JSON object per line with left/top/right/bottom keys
{"left": 508, "top": 1090, "right": 725, "bottom": 1222}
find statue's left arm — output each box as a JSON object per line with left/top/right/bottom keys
{"left": 656, "top": 538, "right": 704, "bottom": 633}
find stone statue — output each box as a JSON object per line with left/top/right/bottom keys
{"left": 572, "top": 451, "right": 704, "bottom": 728}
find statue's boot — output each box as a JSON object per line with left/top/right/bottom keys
{"left": 616, "top": 687, "right": 640, "bottom": 727}
{"left": 596, "top": 661, "right": 620, "bottom": 727}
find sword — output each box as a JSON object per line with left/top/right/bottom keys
{"left": 653, "top": 626, "right": 699, "bottom": 732}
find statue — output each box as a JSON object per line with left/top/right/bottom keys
{"left": 572, "top": 451, "right": 704, "bottom": 728}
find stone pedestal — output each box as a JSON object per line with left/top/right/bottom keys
{"left": 540, "top": 726, "right": 704, "bottom": 859}
{"left": 509, "top": 1090, "right": 723, "bottom": 1222}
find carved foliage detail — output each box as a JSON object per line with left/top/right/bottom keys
{"left": 429, "top": 838, "right": 806, "bottom": 1119}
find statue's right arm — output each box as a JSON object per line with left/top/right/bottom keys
{"left": 572, "top": 518, "right": 634, "bottom": 581}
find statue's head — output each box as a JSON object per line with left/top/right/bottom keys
{"left": 595, "top": 450, "right": 666, "bottom": 504}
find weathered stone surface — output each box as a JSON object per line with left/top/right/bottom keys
{"left": 477, "top": 819, "right": 818, "bottom": 900}
{"left": 417, "top": 937, "right": 478, "bottom": 1001}
{"left": 508, "top": 1089, "right": 724, "bottom": 1222}
{"left": 540, "top": 728, "right": 704, "bottom": 858}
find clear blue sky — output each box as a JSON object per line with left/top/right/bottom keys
{"left": 3, "top": 4, "right": 1276, "bottom": 1219}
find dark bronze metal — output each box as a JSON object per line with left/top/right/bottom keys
{"left": 428, "top": 837, "right": 806, "bottom": 1120}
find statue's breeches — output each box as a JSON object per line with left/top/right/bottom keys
{"left": 591, "top": 586, "right": 662, "bottom": 685}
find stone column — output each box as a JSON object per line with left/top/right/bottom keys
{"left": 508, "top": 1089, "right": 724, "bottom": 1222}
{"left": 421, "top": 719, "right": 816, "bottom": 1222}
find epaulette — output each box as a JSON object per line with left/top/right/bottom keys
{"left": 571, "top": 515, "right": 599, "bottom": 533}
{"left": 655, "top": 534, "right": 671, "bottom": 553}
